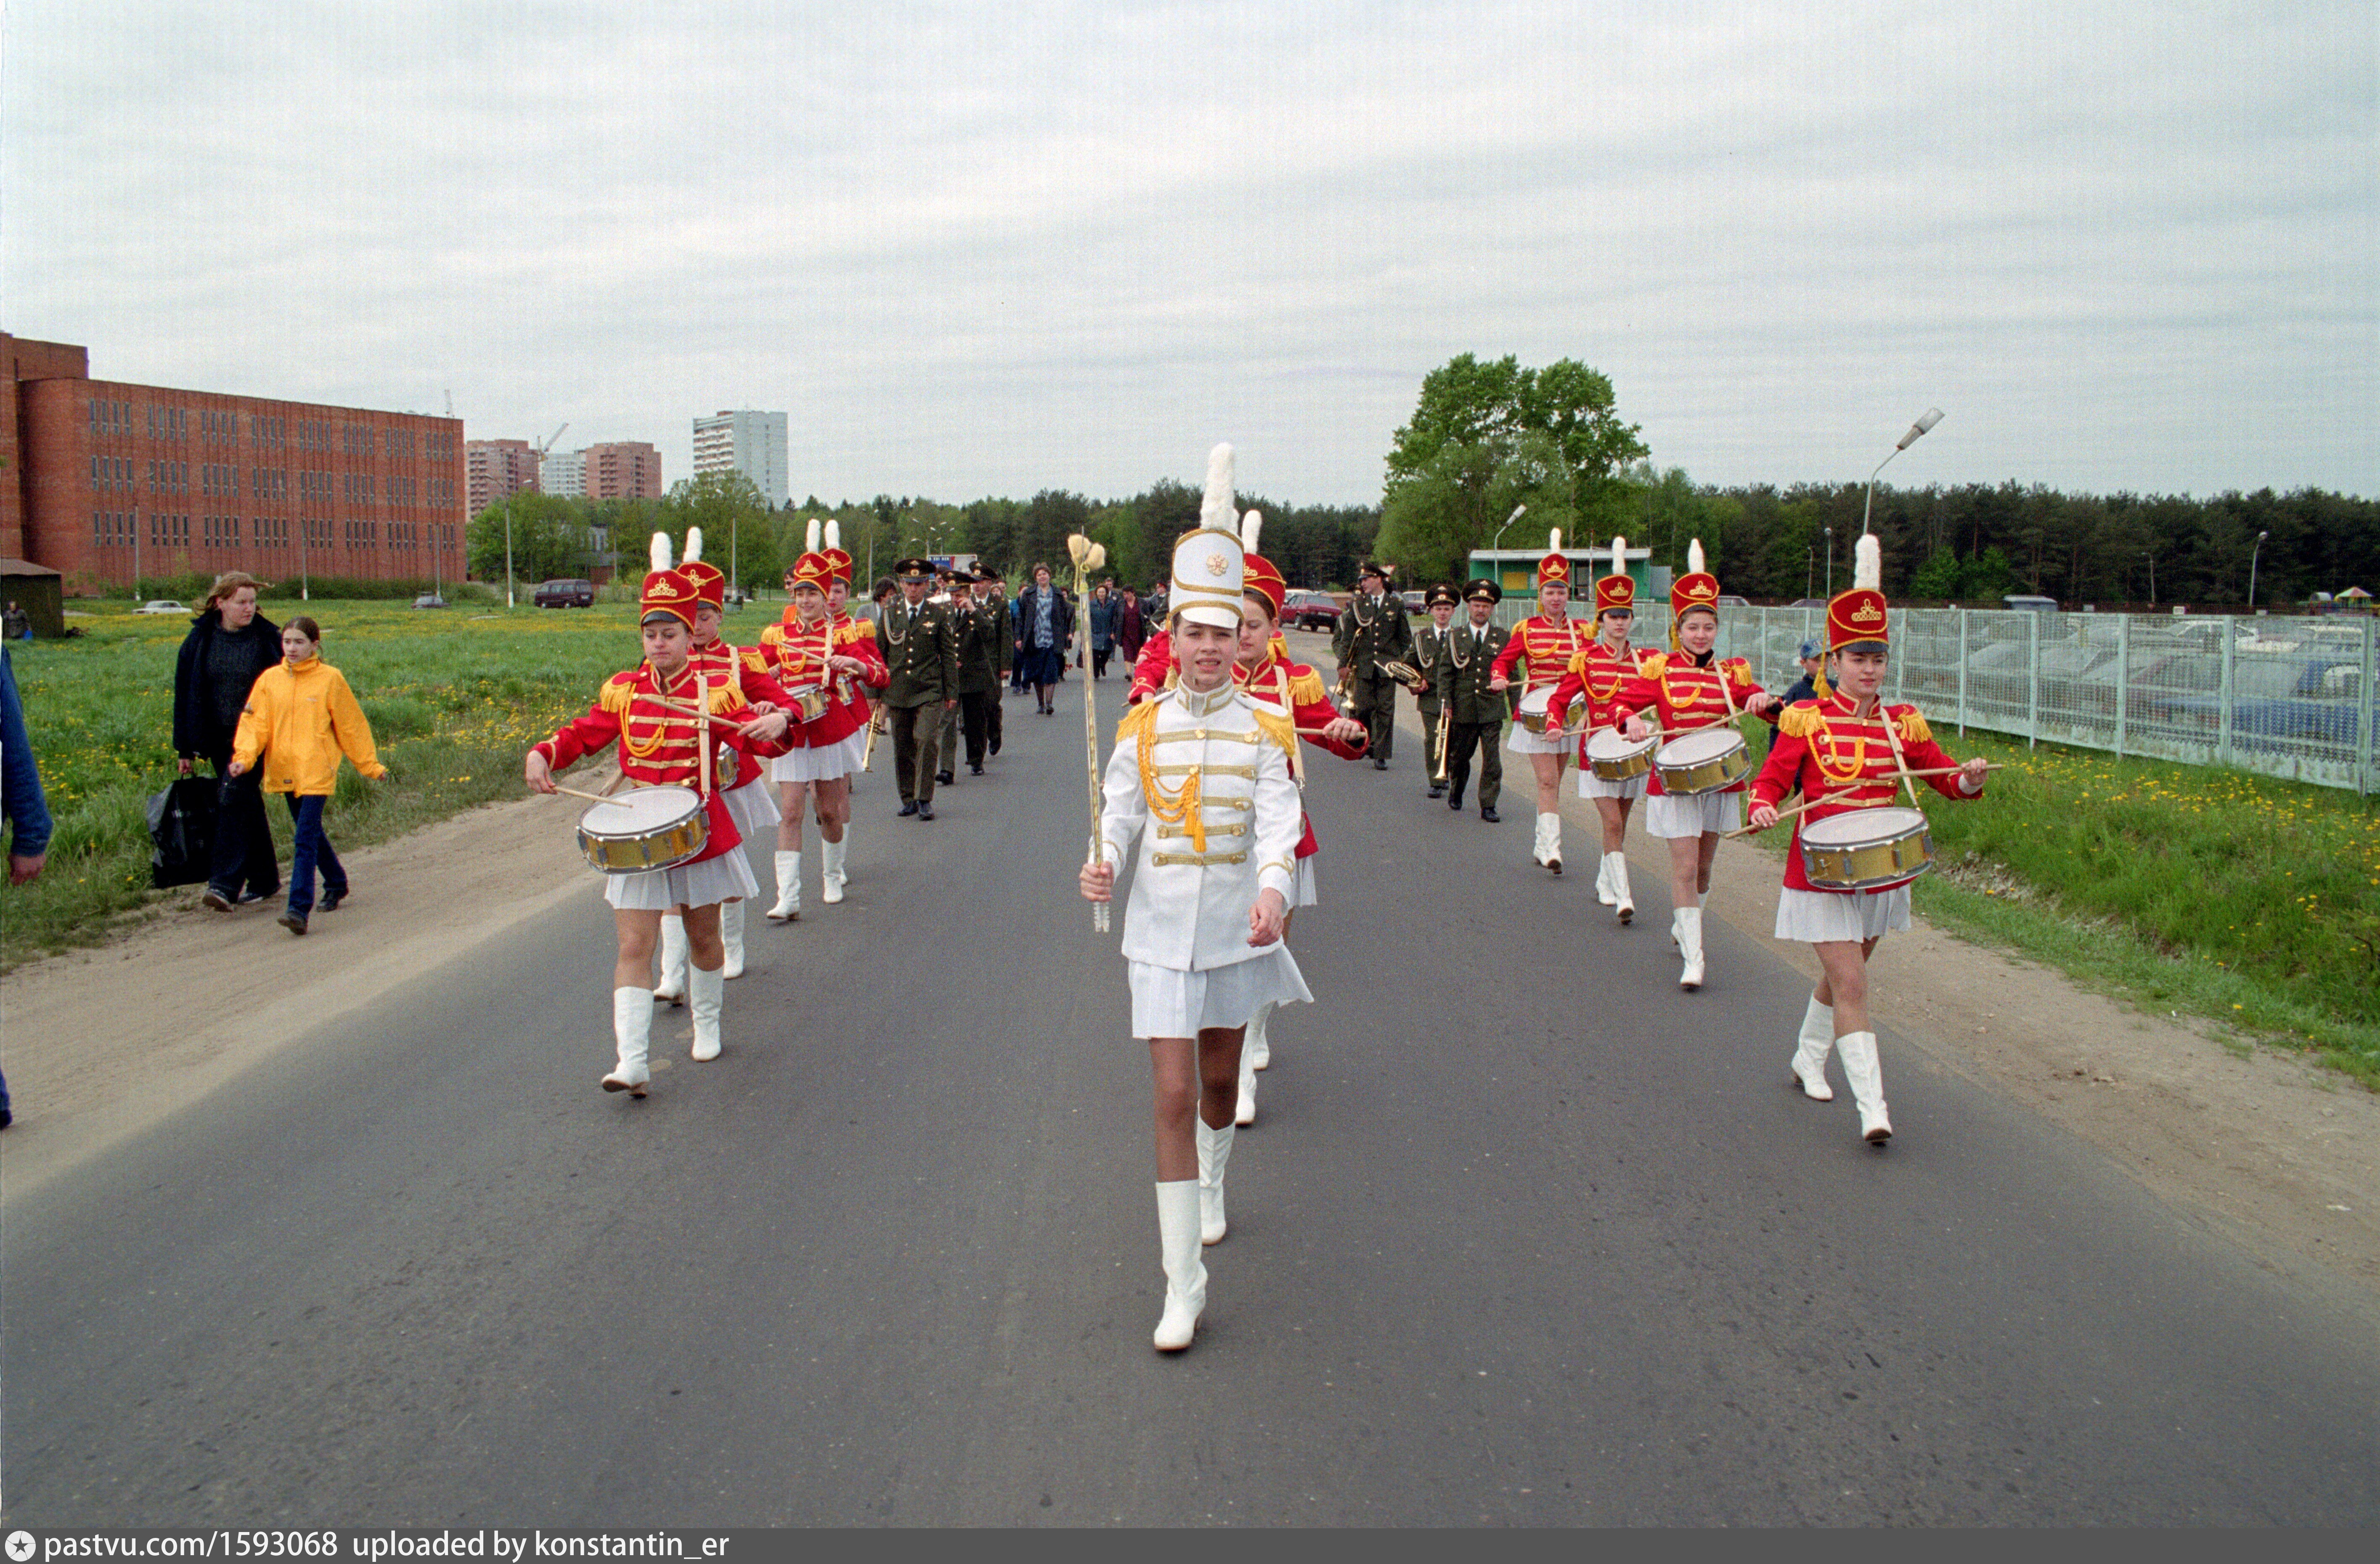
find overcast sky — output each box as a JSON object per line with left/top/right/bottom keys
{"left": 5, "top": 1, "right": 2372, "bottom": 507}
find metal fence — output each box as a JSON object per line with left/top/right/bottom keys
{"left": 1483, "top": 601, "right": 2380, "bottom": 794}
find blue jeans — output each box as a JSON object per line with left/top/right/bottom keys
{"left": 283, "top": 794, "right": 346, "bottom": 917}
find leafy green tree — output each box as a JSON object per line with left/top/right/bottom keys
{"left": 1910, "top": 547, "right": 1962, "bottom": 602}
{"left": 1959, "top": 546, "right": 2015, "bottom": 601}
{"left": 466, "top": 493, "right": 600, "bottom": 587}
{"left": 653, "top": 471, "right": 775, "bottom": 591}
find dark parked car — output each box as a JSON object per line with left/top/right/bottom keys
{"left": 2135, "top": 653, "right": 2364, "bottom": 751}
{"left": 533, "top": 578, "right": 595, "bottom": 608}
{"left": 1283, "top": 589, "right": 1341, "bottom": 633}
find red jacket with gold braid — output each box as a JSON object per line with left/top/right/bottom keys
{"left": 1235, "top": 651, "right": 1363, "bottom": 862}
{"left": 1614, "top": 651, "right": 1770, "bottom": 797}
{"left": 1487, "top": 614, "right": 1590, "bottom": 702}
{"left": 1544, "top": 637, "right": 1658, "bottom": 757}
{"left": 534, "top": 662, "right": 793, "bottom": 864}
{"left": 690, "top": 639, "right": 795, "bottom": 791}
{"left": 1749, "top": 693, "right": 1983, "bottom": 893}
{"left": 1127, "top": 629, "right": 1175, "bottom": 704}
{"left": 758, "top": 612, "right": 886, "bottom": 748}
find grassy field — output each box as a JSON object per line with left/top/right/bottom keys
{"left": 1737, "top": 719, "right": 2380, "bottom": 1085}
{"left": 3, "top": 597, "right": 673, "bottom": 969}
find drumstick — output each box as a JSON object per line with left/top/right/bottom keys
{"left": 642, "top": 693, "right": 755, "bottom": 732}
{"left": 1723, "top": 765, "right": 2002, "bottom": 838}
{"left": 543, "top": 783, "right": 624, "bottom": 806}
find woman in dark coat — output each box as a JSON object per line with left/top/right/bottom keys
{"left": 1116, "top": 587, "right": 1146, "bottom": 664}
{"left": 1012, "top": 563, "right": 1075, "bottom": 713}
{"left": 172, "top": 571, "right": 283, "bottom": 908}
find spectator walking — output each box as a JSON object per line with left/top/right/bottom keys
{"left": 1116, "top": 587, "right": 1146, "bottom": 666}
{"left": 227, "top": 616, "right": 388, "bottom": 936}
{"left": 3, "top": 600, "right": 30, "bottom": 640}
{"left": 2, "top": 643, "right": 53, "bottom": 1126}
{"left": 1089, "top": 582, "right": 1118, "bottom": 679}
{"left": 1012, "top": 563, "right": 1075, "bottom": 714}
{"left": 173, "top": 572, "right": 282, "bottom": 910}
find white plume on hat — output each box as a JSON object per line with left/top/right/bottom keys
{"left": 1199, "top": 443, "right": 1236, "bottom": 533}
{"left": 684, "top": 526, "right": 705, "bottom": 564}
{"left": 1240, "top": 508, "right": 1263, "bottom": 553}
{"left": 1687, "top": 539, "right": 1705, "bottom": 575}
{"left": 824, "top": 520, "right": 840, "bottom": 552}
{"left": 1609, "top": 535, "right": 1627, "bottom": 571}
{"left": 649, "top": 531, "right": 673, "bottom": 572}
{"left": 1548, "top": 528, "right": 1563, "bottom": 553}
{"left": 1855, "top": 532, "right": 1882, "bottom": 592}
{"left": 805, "top": 518, "right": 822, "bottom": 552}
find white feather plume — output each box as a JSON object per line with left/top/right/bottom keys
{"left": 824, "top": 520, "right": 840, "bottom": 552}
{"left": 1609, "top": 536, "right": 1627, "bottom": 571}
{"left": 1687, "top": 539, "right": 1705, "bottom": 575}
{"left": 805, "top": 518, "right": 822, "bottom": 552}
{"left": 1548, "top": 528, "right": 1563, "bottom": 553}
{"left": 649, "top": 531, "right": 673, "bottom": 572}
{"left": 1855, "top": 532, "right": 1882, "bottom": 592}
{"left": 1199, "top": 443, "right": 1236, "bottom": 532}
{"left": 684, "top": 526, "right": 705, "bottom": 564}
{"left": 1240, "top": 508, "right": 1263, "bottom": 553}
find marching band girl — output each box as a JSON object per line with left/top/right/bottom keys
{"left": 1545, "top": 537, "right": 1658, "bottom": 922}
{"left": 1487, "top": 533, "right": 1589, "bottom": 874}
{"left": 758, "top": 525, "right": 885, "bottom": 920}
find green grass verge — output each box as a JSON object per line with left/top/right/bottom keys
{"left": 3, "top": 597, "right": 684, "bottom": 970}
{"left": 1738, "top": 719, "right": 2380, "bottom": 1087}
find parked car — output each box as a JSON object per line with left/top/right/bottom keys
{"left": 1715, "top": 594, "right": 1751, "bottom": 608}
{"left": 1282, "top": 589, "right": 1341, "bottom": 633}
{"left": 2134, "top": 653, "right": 2364, "bottom": 751}
{"left": 2002, "top": 594, "right": 2060, "bottom": 613}
{"left": 1399, "top": 589, "right": 1426, "bottom": 615}
{"left": 1786, "top": 598, "right": 1827, "bottom": 609}
{"left": 533, "top": 578, "right": 595, "bottom": 608}
{"left": 411, "top": 593, "right": 448, "bottom": 610}
{"left": 133, "top": 599, "right": 191, "bottom": 616}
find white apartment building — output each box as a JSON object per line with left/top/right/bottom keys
{"left": 692, "top": 409, "right": 789, "bottom": 510}
{"left": 542, "top": 448, "right": 587, "bottom": 499}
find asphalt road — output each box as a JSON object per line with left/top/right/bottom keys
{"left": 7, "top": 655, "right": 2376, "bottom": 1525}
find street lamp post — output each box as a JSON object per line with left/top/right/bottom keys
{"left": 1861, "top": 407, "right": 1945, "bottom": 538}
{"left": 1824, "top": 525, "right": 1834, "bottom": 597}
{"left": 1489, "top": 503, "right": 1527, "bottom": 583}
{"left": 2144, "top": 552, "right": 2156, "bottom": 607}
{"left": 1806, "top": 544, "right": 1815, "bottom": 600}
{"left": 2249, "top": 530, "right": 2269, "bottom": 608}
{"left": 504, "top": 495, "right": 516, "bottom": 609}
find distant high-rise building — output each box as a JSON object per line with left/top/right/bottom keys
{"left": 541, "top": 448, "right": 586, "bottom": 499}
{"left": 692, "top": 410, "right": 788, "bottom": 509}
{"left": 465, "top": 439, "right": 540, "bottom": 516}
{"left": 583, "top": 441, "right": 662, "bottom": 502}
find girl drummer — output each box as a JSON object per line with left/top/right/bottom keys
{"left": 1080, "top": 511, "right": 1308, "bottom": 1353}
{"left": 1487, "top": 531, "right": 1590, "bottom": 875}
{"left": 758, "top": 526, "right": 884, "bottom": 921}
{"left": 1746, "top": 534, "right": 1987, "bottom": 1144}
{"left": 1230, "top": 516, "right": 1368, "bottom": 1124}
{"left": 1617, "top": 542, "right": 1781, "bottom": 989}
{"left": 525, "top": 544, "right": 793, "bottom": 1097}
{"left": 1545, "top": 536, "right": 1659, "bottom": 921}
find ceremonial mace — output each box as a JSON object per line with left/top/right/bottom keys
{"left": 1068, "top": 532, "right": 1112, "bottom": 934}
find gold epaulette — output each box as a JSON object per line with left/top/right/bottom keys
{"left": 739, "top": 645, "right": 769, "bottom": 672}
{"left": 1720, "top": 656, "right": 1752, "bottom": 676}
{"left": 758, "top": 624, "right": 784, "bottom": 648}
{"left": 1777, "top": 701, "right": 1823, "bottom": 739}
{"left": 1894, "top": 707, "right": 1932, "bottom": 745}
{"left": 598, "top": 672, "right": 639, "bottom": 716}
{"left": 706, "top": 680, "right": 743, "bottom": 714}
{"left": 1288, "top": 666, "right": 1325, "bottom": 706}
{"left": 1638, "top": 652, "right": 1670, "bottom": 679}
{"left": 838, "top": 619, "right": 876, "bottom": 643}
{"left": 1115, "top": 698, "right": 1161, "bottom": 746}
{"left": 1251, "top": 704, "right": 1295, "bottom": 754}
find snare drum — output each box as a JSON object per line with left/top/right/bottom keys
{"left": 1585, "top": 725, "right": 1657, "bottom": 782}
{"left": 575, "top": 786, "right": 710, "bottom": 874}
{"left": 783, "top": 685, "right": 830, "bottom": 723}
{"left": 1800, "top": 806, "right": 1933, "bottom": 891}
{"left": 1655, "top": 726, "right": 1749, "bottom": 795}
{"left": 1515, "top": 687, "right": 1565, "bottom": 733}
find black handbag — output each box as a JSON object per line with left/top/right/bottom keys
{"left": 147, "top": 775, "right": 218, "bottom": 888}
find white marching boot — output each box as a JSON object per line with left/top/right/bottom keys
{"left": 1153, "top": 1180, "right": 1207, "bottom": 1352}
{"left": 1790, "top": 993, "right": 1837, "bottom": 1100}
{"left": 1837, "top": 1030, "right": 1892, "bottom": 1144}
{"left": 768, "top": 850, "right": 801, "bottom": 921}
{"left": 720, "top": 898, "right": 747, "bottom": 979}
{"left": 1196, "top": 1115, "right": 1235, "bottom": 1245}
{"left": 602, "top": 986, "right": 652, "bottom": 1096}
{"left": 689, "top": 964, "right": 725, "bottom": 1061}
{"left": 1596, "top": 852, "right": 1618, "bottom": 906}
{"left": 1235, "top": 1046, "right": 1257, "bottom": 1126}
{"left": 1606, "top": 852, "right": 1633, "bottom": 923}
{"left": 1247, "top": 1001, "right": 1273, "bottom": 1071}
{"left": 1676, "top": 906, "right": 1705, "bottom": 990}
{"left": 1535, "top": 811, "right": 1563, "bottom": 873}
{"left": 820, "top": 835, "right": 846, "bottom": 905}
{"left": 652, "top": 913, "right": 689, "bottom": 1003}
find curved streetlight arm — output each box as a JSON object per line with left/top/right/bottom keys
{"left": 1863, "top": 408, "right": 1944, "bottom": 537}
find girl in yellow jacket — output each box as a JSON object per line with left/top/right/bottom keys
{"left": 228, "top": 616, "right": 388, "bottom": 935}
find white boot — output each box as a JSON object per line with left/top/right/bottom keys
{"left": 1837, "top": 1030, "right": 1892, "bottom": 1144}
{"left": 768, "top": 850, "right": 801, "bottom": 921}
{"left": 1247, "top": 1001, "right": 1273, "bottom": 1071}
{"left": 820, "top": 835, "right": 846, "bottom": 905}
{"left": 1676, "top": 906, "right": 1705, "bottom": 990}
{"left": 689, "top": 964, "right": 725, "bottom": 1061}
{"left": 1607, "top": 852, "right": 1633, "bottom": 923}
{"left": 1235, "top": 1046, "right": 1257, "bottom": 1126}
{"left": 1535, "top": 811, "right": 1563, "bottom": 873}
{"left": 652, "top": 913, "right": 689, "bottom": 1003}
{"left": 1196, "top": 1116, "right": 1235, "bottom": 1245}
{"left": 1153, "top": 1179, "right": 1207, "bottom": 1352}
{"left": 602, "top": 986, "right": 652, "bottom": 1096}
{"left": 1596, "top": 852, "right": 1618, "bottom": 906}
{"left": 721, "top": 898, "right": 746, "bottom": 979}
{"left": 1790, "top": 993, "right": 1836, "bottom": 1100}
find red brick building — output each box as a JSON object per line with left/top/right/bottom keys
{"left": 583, "top": 441, "right": 662, "bottom": 502}
{"left": 4, "top": 331, "right": 466, "bottom": 592}
{"left": 465, "top": 438, "right": 541, "bottom": 517}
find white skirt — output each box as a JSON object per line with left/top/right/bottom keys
{"left": 723, "top": 778, "right": 780, "bottom": 835}
{"left": 1293, "top": 855, "right": 1319, "bottom": 909}
{"left": 1508, "top": 724, "right": 1572, "bottom": 756}
{"left": 1579, "top": 768, "right": 1647, "bottom": 800}
{"left": 1646, "top": 790, "right": 1741, "bottom": 838}
{"left": 1127, "top": 948, "right": 1313, "bottom": 1040}
{"left": 771, "top": 729, "right": 864, "bottom": 784}
{"left": 1773, "top": 884, "right": 1911, "bottom": 943}
{"left": 604, "top": 849, "right": 761, "bottom": 912}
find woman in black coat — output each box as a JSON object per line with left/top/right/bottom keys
{"left": 1011, "top": 563, "right": 1075, "bottom": 714}
{"left": 172, "top": 571, "right": 282, "bottom": 908}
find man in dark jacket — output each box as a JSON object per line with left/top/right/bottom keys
{"left": 881, "top": 558, "right": 962, "bottom": 819}
{"left": 171, "top": 573, "right": 282, "bottom": 908}
{"left": 1433, "top": 579, "right": 1514, "bottom": 820}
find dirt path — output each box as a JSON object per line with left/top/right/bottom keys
{"left": 5, "top": 721, "right": 2375, "bottom": 1314}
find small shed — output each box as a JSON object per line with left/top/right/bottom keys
{"left": 0, "top": 559, "right": 64, "bottom": 638}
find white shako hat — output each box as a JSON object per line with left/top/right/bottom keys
{"left": 1171, "top": 444, "right": 1247, "bottom": 631}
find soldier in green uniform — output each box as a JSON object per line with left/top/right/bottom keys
{"left": 881, "top": 557, "right": 961, "bottom": 820}
{"left": 1435, "top": 578, "right": 1513, "bottom": 821}
{"left": 952, "top": 571, "right": 1002, "bottom": 776}
{"left": 1410, "top": 582, "right": 1460, "bottom": 797}
{"left": 977, "top": 566, "right": 1011, "bottom": 757}
{"left": 1332, "top": 560, "right": 1415, "bottom": 770}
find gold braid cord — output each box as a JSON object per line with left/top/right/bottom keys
{"left": 1137, "top": 719, "right": 1205, "bottom": 852}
